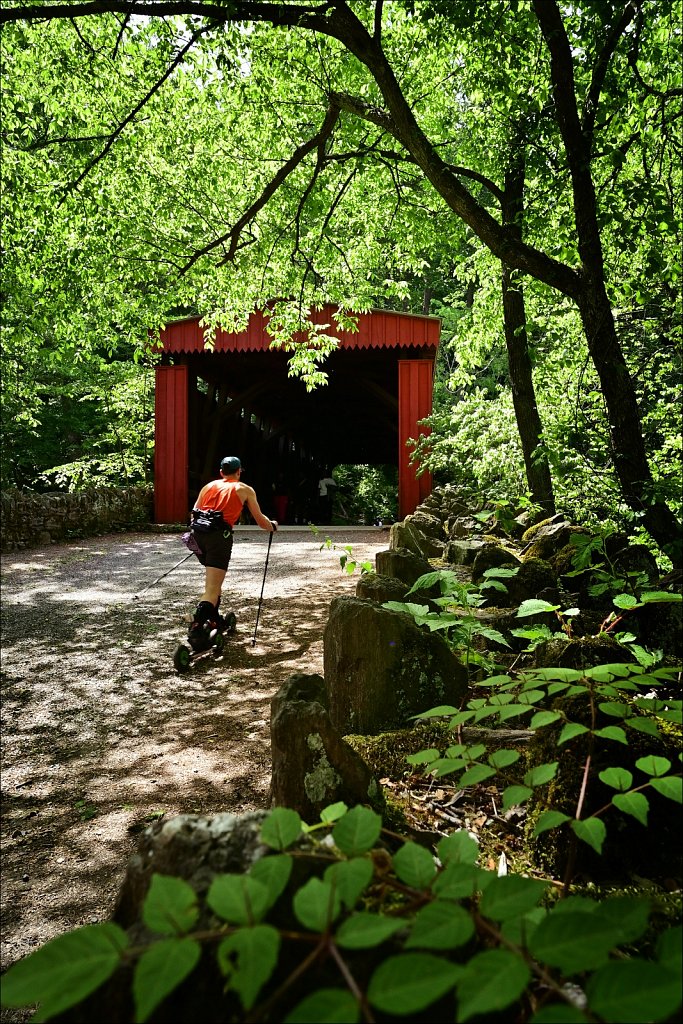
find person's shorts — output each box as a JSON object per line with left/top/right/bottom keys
{"left": 193, "top": 528, "right": 234, "bottom": 570}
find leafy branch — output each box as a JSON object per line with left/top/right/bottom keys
{"left": 2, "top": 792, "right": 681, "bottom": 1022}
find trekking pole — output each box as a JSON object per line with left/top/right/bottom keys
{"left": 133, "top": 551, "right": 195, "bottom": 600}
{"left": 252, "top": 530, "right": 274, "bottom": 646}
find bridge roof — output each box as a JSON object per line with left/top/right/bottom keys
{"left": 159, "top": 305, "right": 440, "bottom": 354}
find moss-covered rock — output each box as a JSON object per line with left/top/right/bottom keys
{"left": 471, "top": 542, "right": 522, "bottom": 582}
{"left": 534, "top": 634, "right": 635, "bottom": 670}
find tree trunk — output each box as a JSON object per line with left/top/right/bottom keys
{"left": 532, "top": 0, "right": 682, "bottom": 567}
{"left": 502, "top": 266, "right": 556, "bottom": 515}
{"left": 501, "top": 152, "right": 556, "bottom": 515}
{"left": 577, "top": 283, "right": 682, "bottom": 567}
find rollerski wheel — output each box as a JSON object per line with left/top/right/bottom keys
{"left": 173, "top": 644, "right": 192, "bottom": 673}
{"left": 223, "top": 612, "right": 237, "bottom": 635}
{"left": 172, "top": 613, "right": 236, "bottom": 672}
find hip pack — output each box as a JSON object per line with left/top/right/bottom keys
{"left": 191, "top": 509, "right": 227, "bottom": 533}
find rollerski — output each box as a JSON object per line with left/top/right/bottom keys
{"left": 173, "top": 601, "right": 237, "bottom": 673}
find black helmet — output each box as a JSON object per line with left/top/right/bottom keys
{"left": 220, "top": 456, "right": 241, "bottom": 474}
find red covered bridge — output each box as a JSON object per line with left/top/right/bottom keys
{"left": 154, "top": 306, "right": 440, "bottom": 524}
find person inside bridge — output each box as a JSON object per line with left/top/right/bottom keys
{"left": 188, "top": 456, "right": 276, "bottom": 650}
{"left": 317, "top": 468, "right": 337, "bottom": 525}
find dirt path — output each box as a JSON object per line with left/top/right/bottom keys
{"left": 0, "top": 526, "right": 386, "bottom": 998}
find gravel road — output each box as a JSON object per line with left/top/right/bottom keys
{"left": 0, "top": 526, "right": 386, "bottom": 1010}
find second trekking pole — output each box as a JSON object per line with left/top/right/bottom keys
{"left": 252, "top": 530, "right": 274, "bottom": 646}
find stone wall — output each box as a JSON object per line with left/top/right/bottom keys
{"left": 0, "top": 486, "right": 154, "bottom": 552}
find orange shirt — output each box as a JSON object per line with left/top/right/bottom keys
{"left": 194, "top": 479, "right": 244, "bottom": 527}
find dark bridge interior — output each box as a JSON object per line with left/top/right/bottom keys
{"left": 176, "top": 345, "right": 423, "bottom": 515}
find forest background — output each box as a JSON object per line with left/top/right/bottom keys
{"left": 1, "top": 0, "right": 681, "bottom": 565}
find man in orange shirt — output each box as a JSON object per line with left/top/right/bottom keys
{"left": 188, "top": 456, "right": 276, "bottom": 650}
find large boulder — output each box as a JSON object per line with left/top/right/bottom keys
{"left": 355, "top": 571, "right": 410, "bottom": 605}
{"left": 270, "top": 673, "right": 384, "bottom": 821}
{"left": 445, "top": 538, "right": 486, "bottom": 565}
{"left": 323, "top": 596, "right": 469, "bottom": 735}
{"left": 520, "top": 516, "right": 578, "bottom": 561}
{"left": 471, "top": 542, "right": 522, "bottom": 581}
{"left": 375, "top": 546, "right": 434, "bottom": 590}
{"left": 114, "top": 811, "right": 270, "bottom": 929}
{"left": 389, "top": 517, "right": 444, "bottom": 558}
{"left": 449, "top": 516, "right": 483, "bottom": 539}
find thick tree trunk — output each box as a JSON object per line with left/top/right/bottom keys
{"left": 577, "top": 284, "right": 682, "bottom": 567}
{"left": 502, "top": 266, "right": 556, "bottom": 515}
{"left": 532, "top": 0, "right": 682, "bottom": 567}
{"left": 501, "top": 154, "right": 556, "bottom": 515}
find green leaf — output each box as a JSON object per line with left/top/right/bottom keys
{"left": 598, "top": 896, "right": 652, "bottom": 944}
{"left": 627, "top": 716, "right": 662, "bottom": 737}
{"left": 429, "top": 757, "right": 467, "bottom": 778}
{"left": 133, "top": 937, "right": 201, "bottom": 1023}
{"left": 142, "top": 874, "right": 199, "bottom": 936}
{"left": 392, "top": 841, "right": 437, "bottom": 888}
{"left": 405, "top": 901, "right": 474, "bottom": 950}
{"left": 529, "top": 711, "right": 563, "bottom": 729}
{"left": 479, "top": 875, "right": 548, "bottom": 921}
{"left": 598, "top": 701, "right": 630, "bottom": 718}
{"left": 501, "top": 907, "right": 547, "bottom": 947}
{"left": 475, "top": 674, "right": 512, "bottom": 687}
{"left": 657, "top": 926, "right": 682, "bottom": 977}
{"left": 249, "top": 854, "right": 293, "bottom": 910}
{"left": 406, "top": 748, "right": 440, "bottom": 765}
{"left": 649, "top": 776, "right": 682, "bottom": 802}
{"left": 284, "top": 988, "right": 360, "bottom": 1023}
{"left": 524, "top": 762, "right": 558, "bottom": 787}
{"left": 456, "top": 949, "right": 531, "bottom": 1022}
{"left": 458, "top": 763, "right": 497, "bottom": 787}
{"left": 216, "top": 925, "right": 280, "bottom": 1010}
{"left": 518, "top": 688, "right": 546, "bottom": 704}
{"left": 557, "top": 722, "right": 589, "bottom": 745}
{"left": 324, "top": 858, "right": 374, "bottom": 910}
{"left": 532, "top": 810, "right": 571, "bottom": 836}
{"left": 411, "top": 705, "right": 459, "bottom": 719}
{"left": 528, "top": 668, "right": 583, "bottom": 681}
{"left": 639, "top": 590, "right": 682, "bottom": 604}
{"left": 488, "top": 748, "right": 521, "bottom": 769}
{"left": 320, "top": 802, "right": 348, "bottom": 824}
{"left": 335, "top": 913, "right": 404, "bottom": 949}
{"left": 516, "top": 599, "right": 560, "bottom": 617}
{"left": 635, "top": 755, "right": 672, "bottom": 777}
{"left": 570, "top": 818, "right": 606, "bottom": 854}
{"left": 260, "top": 807, "right": 302, "bottom": 850}
{"left": 293, "top": 877, "right": 341, "bottom": 932}
{"left": 612, "top": 791, "right": 649, "bottom": 825}
{"left": 502, "top": 785, "right": 533, "bottom": 810}
{"left": 432, "top": 862, "right": 489, "bottom": 901}
{"left": 0, "top": 924, "right": 128, "bottom": 1019}
{"left": 437, "top": 830, "right": 479, "bottom": 866}
{"left": 593, "top": 725, "right": 628, "bottom": 743}
{"left": 206, "top": 874, "right": 270, "bottom": 926}
{"left": 367, "top": 953, "right": 462, "bottom": 1014}
{"left": 613, "top": 593, "right": 639, "bottom": 609}
{"left": 529, "top": 912, "right": 621, "bottom": 974}
{"left": 332, "top": 806, "right": 382, "bottom": 856}
{"left": 598, "top": 767, "right": 633, "bottom": 791}
{"left": 586, "top": 663, "right": 645, "bottom": 682}
{"left": 586, "top": 960, "right": 682, "bottom": 1023}
{"left": 497, "top": 703, "right": 534, "bottom": 722}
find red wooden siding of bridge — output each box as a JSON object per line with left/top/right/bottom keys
{"left": 398, "top": 360, "right": 433, "bottom": 516}
{"left": 154, "top": 365, "right": 189, "bottom": 525}
{"left": 158, "top": 307, "right": 439, "bottom": 354}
